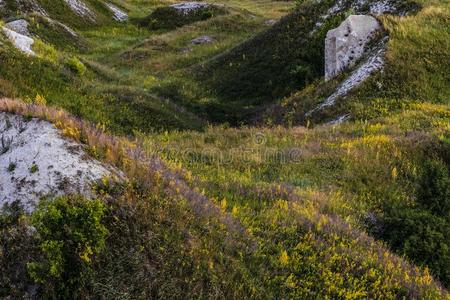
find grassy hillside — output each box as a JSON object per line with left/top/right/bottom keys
{"left": 1, "top": 97, "right": 448, "bottom": 298}
{"left": 0, "top": 0, "right": 294, "bottom": 132}
{"left": 0, "top": 0, "right": 449, "bottom": 298}
{"left": 273, "top": 0, "right": 450, "bottom": 125}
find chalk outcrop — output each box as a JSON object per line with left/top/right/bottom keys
{"left": 4, "top": 19, "right": 31, "bottom": 37}
{"left": 106, "top": 3, "right": 128, "bottom": 22}
{"left": 2, "top": 27, "right": 35, "bottom": 55}
{"left": 0, "top": 112, "right": 123, "bottom": 211}
{"left": 191, "top": 35, "right": 215, "bottom": 45}
{"left": 170, "top": 2, "right": 211, "bottom": 14}
{"left": 64, "top": 0, "right": 96, "bottom": 21}
{"left": 325, "top": 15, "right": 382, "bottom": 81}
{"left": 306, "top": 36, "right": 387, "bottom": 118}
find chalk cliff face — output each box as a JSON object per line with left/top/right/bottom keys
{"left": 0, "top": 112, "right": 123, "bottom": 211}
{"left": 325, "top": 15, "right": 382, "bottom": 81}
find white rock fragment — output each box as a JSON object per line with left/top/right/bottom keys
{"left": 325, "top": 15, "right": 382, "bottom": 81}
{"left": 265, "top": 19, "right": 277, "bottom": 26}
{"left": 0, "top": 112, "right": 123, "bottom": 212}
{"left": 369, "top": 0, "right": 397, "bottom": 15}
{"left": 191, "top": 35, "right": 214, "bottom": 45}
{"left": 327, "top": 114, "right": 350, "bottom": 126}
{"left": 5, "top": 19, "right": 31, "bottom": 37}
{"left": 106, "top": 3, "right": 128, "bottom": 22}
{"left": 310, "top": 0, "right": 397, "bottom": 35}
{"left": 2, "top": 27, "right": 35, "bottom": 56}
{"left": 170, "top": 2, "right": 211, "bottom": 15}
{"left": 63, "top": 0, "right": 96, "bottom": 21}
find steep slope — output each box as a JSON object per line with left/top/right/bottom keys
{"left": 194, "top": 0, "right": 419, "bottom": 124}
{"left": 0, "top": 0, "right": 206, "bottom": 132}
{"left": 269, "top": 0, "right": 449, "bottom": 125}
{"left": 1, "top": 98, "right": 449, "bottom": 299}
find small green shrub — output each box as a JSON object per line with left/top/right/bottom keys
{"left": 29, "top": 164, "right": 39, "bottom": 173}
{"left": 28, "top": 195, "right": 108, "bottom": 298}
{"left": 7, "top": 162, "right": 16, "bottom": 172}
{"left": 33, "top": 39, "right": 58, "bottom": 64}
{"left": 66, "top": 56, "right": 87, "bottom": 76}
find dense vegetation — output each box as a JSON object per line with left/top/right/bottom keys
{"left": 0, "top": 0, "right": 449, "bottom": 298}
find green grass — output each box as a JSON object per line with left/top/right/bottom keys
{"left": 0, "top": 0, "right": 296, "bottom": 132}
{"left": 275, "top": 0, "right": 450, "bottom": 125}
{"left": 0, "top": 0, "right": 449, "bottom": 298}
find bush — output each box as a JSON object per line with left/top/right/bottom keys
{"left": 66, "top": 56, "right": 86, "bottom": 76}
{"left": 27, "top": 196, "right": 108, "bottom": 298}
{"left": 33, "top": 39, "right": 58, "bottom": 64}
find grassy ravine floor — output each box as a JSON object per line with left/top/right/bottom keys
{"left": 0, "top": 0, "right": 449, "bottom": 299}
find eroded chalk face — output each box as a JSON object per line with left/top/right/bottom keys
{"left": 0, "top": 112, "right": 123, "bottom": 212}
{"left": 325, "top": 15, "right": 382, "bottom": 81}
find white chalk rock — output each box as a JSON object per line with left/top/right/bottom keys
{"left": 2, "top": 27, "right": 35, "bottom": 56}
{"left": 306, "top": 37, "right": 388, "bottom": 117}
{"left": 106, "top": 3, "right": 128, "bottom": 22}
{"left": 325, "top": 15, "right": 382, "bottom": 81}
{"left": 64, "top": 0, "right": 96, "bottom": 20}
{"left": 5, "top": 19, "right": 31, "bottom": 36}
{"left": 0, "top": 112, "right": 123, "bottom": 211}
{"left": 191, "top": 35, "right": 214, "bottom": 45}
{"left": 170, "top": 2, "right": 211, "bottom": 15}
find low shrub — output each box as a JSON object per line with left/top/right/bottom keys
{"left": 66, "top": 56, "right": 87, "bottom": 76}
{"left": 27, "top": 195, "right": 108, "bottom": 298}
{"left": 33, "top": 39, "right": 58, "bottom": 64}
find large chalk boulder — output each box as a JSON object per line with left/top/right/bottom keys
{"left": 325, "top": 15, "right": 382, "bottom": 81}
